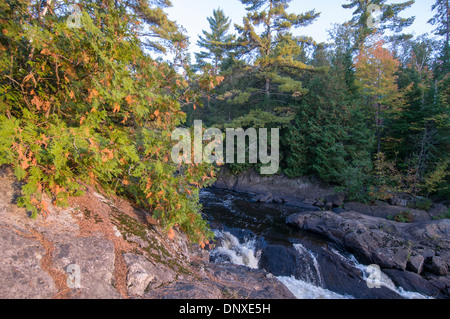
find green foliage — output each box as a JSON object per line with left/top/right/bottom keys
{"left": 284, "top": 42, "right": 373, "bottom": 192}
{"left": 342, "top": 0, "right": 415, "bottom": 47}
{"left": 195, "top": 8, "right": 235, "bottom": 69}
{"left": 393, "top": 211, "right": 414, "bottom": 223}
{"left": 0, "top": 0, "right": 215, "bottom": 244}
{"left": 233, "top": 0, "right": 320, "bottom": 109}
{"left": 408, "top": 198, "right": 433, "bottom": 211}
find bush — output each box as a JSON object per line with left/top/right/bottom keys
{"left": 394, "top": 211, "right": 414, "bottom": 223}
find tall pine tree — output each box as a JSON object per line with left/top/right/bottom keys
{"left": 195, "top": 8, "right": 235, "bottom": 70}
{"left": 342, "top": 0, "right": 415, "bottom": 48}
{"left": 233, "top": 0, "right": 320, "bottom": 110}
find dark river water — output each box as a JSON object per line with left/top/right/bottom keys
{"left": 199, "top": 188, "right": 431, "bottom": 299}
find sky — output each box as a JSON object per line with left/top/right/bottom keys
{"left": 165, "top": 0, "right": 436, "bottom": 55}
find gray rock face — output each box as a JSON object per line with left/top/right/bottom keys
{"left": 344, "top": 202, "right": 373, "bottom": 216}
{"left": 0, "top": 227, "right": 57, "bottom": 299}
{"left": 145, "top": 263, "right": 295, "bottom": 299}
{"left": 214, "top": 167, "right": 334, "bottom": 205}
{"left": 287, "top": 210, "right": 450, "bottom": 297}
{"left": 431, "top": 257, "right": 448, "bottom": 276}
{"left": 123, "top": 253, "right": 176, "bottom": 297}
{"left": 407, "top": 254, "right": 425, "bottom": 274}
{"left": 287, "top": 211, "right": 450, "bottom": 273}
{"left": 287, "top": 211, "right": 412, "bottom": 269}
{"left": 52, "top": 237, "right": 122, "bottom": 299}
{"left": 371, "top": 205, "right": 429, "bottom": 222}
{"left": 344, "top": 202, "right": 430, "bottom": 222}
{"left": 383, "top": 269, "right": 442, "bottom": 298}
{"left": 428, "top": 204, "right": 449, "bottom": 220}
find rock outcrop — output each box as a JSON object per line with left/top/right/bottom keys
{"left": 214, "top": 167, "right": 334, "bottom": 208}
{"left": 0, "top": 166, "right": 294, "bottom": 299}
{"left": 287, "top": 210, "right": 450, "bottom": 298}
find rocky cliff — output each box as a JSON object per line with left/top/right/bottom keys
{"left": 0, "top": 166, "right": 294, "bottom": 299}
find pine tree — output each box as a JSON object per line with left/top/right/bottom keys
{"left": 428, "top": 0, "right": 450, "bottom": 76}
{"left": 284, "top": 43, "right": 373, "bottom": 197}
{"left": 233, "top": 0, "right": 320, "bottom": 110}
{"left": 195, "top": 8, "right": 235, "bottom": 70}
{"left": 342, "top": 0, "right": 415, "bottom": 48}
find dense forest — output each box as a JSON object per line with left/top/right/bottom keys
{"left": 0, "top": 0, "right": 449, "bottom": 243}
{"left": 187, "top": 0, "right": 450, "bottom": 205}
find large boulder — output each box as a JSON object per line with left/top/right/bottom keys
{"left": 258, "top": 245, "right": 321, "bottom": 286}
{"left": 287, "top": 211, "right": 412, "bottom": 270}
{"left": 383, "top": 269, "right": 443, "bottom": 298}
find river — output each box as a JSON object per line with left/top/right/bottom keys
{"left": 200, "top": 188, "right": 432, "bottom": 299}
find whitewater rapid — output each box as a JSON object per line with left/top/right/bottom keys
{"left": 210, "top": 230, "right": 432, "bottom": 299}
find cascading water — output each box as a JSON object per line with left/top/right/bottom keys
{"left": 209, "top": 230, "right": 351, "bottom": 299}
{"left": 200, "top": 188, "right": 434, "bottom": 299}
{"left": 209, "top": 230, "right": 260, "bottom": 269}
{"left": 293, "top": 243, "right": 323, "bottom": 287}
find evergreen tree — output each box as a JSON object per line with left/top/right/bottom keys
{"left": 195, "top": 8, "right": 235, "bottom": 70}
{"left": 342, "top": 0, "right": 415, "bottom": 48}
{"left": 284, "top": 43, "right": 373, "bottom": 199}
{"left": 428, "top": 0, "right": 450, "bottom": 76}
{"left": 233, "top": 0, "right": 320, "bottom": 110}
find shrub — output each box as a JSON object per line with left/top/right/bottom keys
{"left": 393, "top": 211, "right": 414, "bottom": 223}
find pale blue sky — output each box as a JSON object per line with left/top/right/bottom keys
{"left": 166, "top": 0, "right": 436, "bottom": 54}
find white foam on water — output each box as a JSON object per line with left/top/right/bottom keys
{"left": 211, "top": 231, "right": 353, "bottom": 299}
{"left": 330, "top": 248, "right": 434, "bottom": 299}
{"left": 211, "top": 231, "right": 260, "bottom": 269}
{"left": 277, "top": 276, "right": 353, "bottom": 299}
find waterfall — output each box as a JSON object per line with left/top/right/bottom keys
{"left": 209, "top": 230, "right": 260, "bottom": 269}
{"left": 276, "top": 276, "right": 351, "bottom": 299}
{"left": 201, "top": 188, "right": 435, "bottom": 300}
{"left": 210, "top": 230, "right": 351, "bottom": 299}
